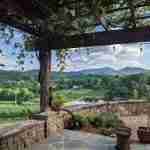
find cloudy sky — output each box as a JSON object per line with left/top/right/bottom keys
{"left": 52, "top": 43, "right": 150, "bottom": 72}
{"left": 0, "top": 27, "right": 150, "bottom": 72}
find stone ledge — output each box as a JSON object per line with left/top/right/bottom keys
{"left": 65, "top": 101, "right": 150, "bottom": 116}
{"left": 0, "top": 120, "right": 45, "bottom": 150}
{"left": 0, "top": 120, "right": 45, "bottom": 140}
{"left": 32, "top": 112, "right": 48, "bottom": 120}
{"left": 0, "top": 110, "right": 75, "bottom": 150}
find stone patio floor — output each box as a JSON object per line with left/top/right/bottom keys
{"left": 32, "top": 130, "right": 150, "bottom": 150}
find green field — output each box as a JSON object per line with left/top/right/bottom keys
{"left": 0, "top": 101, "right": 40, "bottom": 127}
{"left": 55, "top": 88, "right": 105, "bottom": 102}
{"left": 0, "top": 88, "right": 104, "bottom": 127}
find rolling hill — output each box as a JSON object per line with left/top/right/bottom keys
{"left": 65, "top": 67, "right": 147, "bottom": 76}
{"left": 0, "top": 67, "right": 147, "bottom": 82}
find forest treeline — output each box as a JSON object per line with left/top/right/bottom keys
{"left": 56, "top": 73, "right": 150, "bottom": 100}
{"left": 0, "top": 69, "right": 150, "bottom": 103}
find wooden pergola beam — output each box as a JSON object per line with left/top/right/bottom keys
{"left": 0, "top": 16, "right": 40, "bottom": 36}
{"left": 2, "top": 16, "right": 150, "bottom": 50}
{"left": 36, "top": 26, "right": 150, "bottom": 49}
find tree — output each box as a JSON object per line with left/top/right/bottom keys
{"left": 104, "top": 76, "right": 129, "bottom": 101}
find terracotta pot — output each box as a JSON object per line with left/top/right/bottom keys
{"left": 116, "top": 127, "right": 131, "bottom": 150}
{"left": 137, "top": 127, "right": 150, "bottom": 143}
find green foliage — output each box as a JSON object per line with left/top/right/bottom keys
{"left": 104, "top": 76, "right": 129, "bottom": 101}
{"left": 55, "top": 89, "right": 105, "bottom": 103}
{"left": 72, "top": 112, "right": 122, "bottom": 130}
{"left": 104, "top": 86, "right": 129, "bottom": 101}
{"left": 133, "top": 89, "right": 138, "bottom": 99}
{"left": 87, "top": 115, "right": 96, "bottom": 125}
{"left": 16, "top": 88, "right": 34, "bottom": 104}
{"left": 72, "top": 113, "right": 89, "bottom": 129}
{"left": 94, "top": 112, "right": 122, "bottom": 128}
{"left": 52, "top": 94, "right": 67, "bottom": 109}
{"left": 1, "top": 69, "right": 150, "bottom": 105}
{"left": 83, "top": 96, "right": 99, "bottom": 102}
{"left": 0, "top": 79, "right": 40, "bottom": 104}
{"left": 0, "top": 101, "right": 39, "bottom": 119}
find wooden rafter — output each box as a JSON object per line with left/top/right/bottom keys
{"left": 0, "top": 16, "right": 40, "bottom": 36}
{"left": 0, "top": 0, "right": 48, "bottom": 20}
{"left": 0, "top": 0, "right": 150, "bottom": 37}
{"left": 35, "top": 26, "right": 150, "bottom": 49}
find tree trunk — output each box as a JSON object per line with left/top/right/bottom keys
{"left": 39, "top": 49, "right": 52, "bottom": 112}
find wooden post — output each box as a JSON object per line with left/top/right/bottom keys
{"left": 39, "top": 49, "right": 52, "bottom": 112}
{"left": 48, "top": 52, "right": 53, "bottom": 107}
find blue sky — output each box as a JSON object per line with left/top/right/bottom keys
{"left": 55, "top": 43, "right": 149, "bottom": 72}
{"left": 0, "top": 26, "right": 150, "bottom": 71}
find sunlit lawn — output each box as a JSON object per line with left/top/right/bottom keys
{"left": 55, "top": 88, "right": 105, "bottom": 102}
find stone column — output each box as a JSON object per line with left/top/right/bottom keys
{"left": 116, "top": 127, "right": 131, "bottom": 150}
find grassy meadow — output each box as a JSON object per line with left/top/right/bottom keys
{"left": 0, "top": 101, "right": 39, "bottom": 127}
{"left": 55, "top": 88, "right": 105, "bottom": 102}
{"left": 0, "top": 88, "right": 104, "bottom": 127}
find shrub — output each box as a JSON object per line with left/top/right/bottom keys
{"left": 94, "top": 112, "right": 122, "bottom": 129}
{"left": 83, "top": 96, "right": 99, "bottom": 102}
{"left": 52, "top": 94, "right": 67, "bottom": 110}
{"left": 22, "top": 107, "right": 33, "bottom": 119}
{"left": 72, "top": 113, "right": 89, "bottom": 129}
{"left": 87, "top": 116, "right": 96, "bottom": 125}
{"left": 72, "top": 112, "right": 122, "bottom": 130}
{"left": 104, "top": 86, "right": 129, "bottom": 101}
{"left": 93, "top": 115, "right": 103, "bottom": 127}
{"left": 16, "top": 98, "right": 23, "bottom": 105}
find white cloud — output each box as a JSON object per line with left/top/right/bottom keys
{"left": 0, "top": 55, "right": 8, "bottom": 65}
{"left": 0, "top": 53, "right": 40, "bottom": 71}
{"left": 53, "top": 43, "right": 147, "bottom": 71}
{"left": 0, "top": 54, "right": 17, "bottom": 70}
{"left": 1, "top": 43, "right": 144, "bottom": 71}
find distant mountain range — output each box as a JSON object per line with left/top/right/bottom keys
{"left": 25, "top": 67, "right": 149, "bottom": 78}
{"left": 0, "top": 67, "right": 148, "bottom": 82}
{"left": 51, "top": 67, "right": 147, "bottom": 77}
{"left": 71, "top": 67, "right": 147, "bottom": 76}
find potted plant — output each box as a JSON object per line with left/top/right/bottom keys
{"left": 137, "top": 110, "right": 150, "bottom": 143}
{"left": 52, "top": 94, "right": 66, "bottom": 111}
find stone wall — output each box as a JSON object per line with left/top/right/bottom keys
{"left": 32, "top": 110, "right": 72, "bottom": 135}
{"left": 0, "top": 110, "right": 72, "bottom": 150}
{"left": 1, "top": 101, "right": 149, "bottom": 150}
{"left": 66, "top": 101, "right": 150, "bottom": 116}
{"left": 0, "top": 120, "right": 45, "bottom": 150}
{"left": 47, "top": 111, "right": 64, "bottom": 135}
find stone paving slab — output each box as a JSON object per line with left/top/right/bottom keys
{"left": 32, "top": 130, "right": 150, "bottom": 150}
{"left": 32, "top": 130, "right": 116, "bottom": 150}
